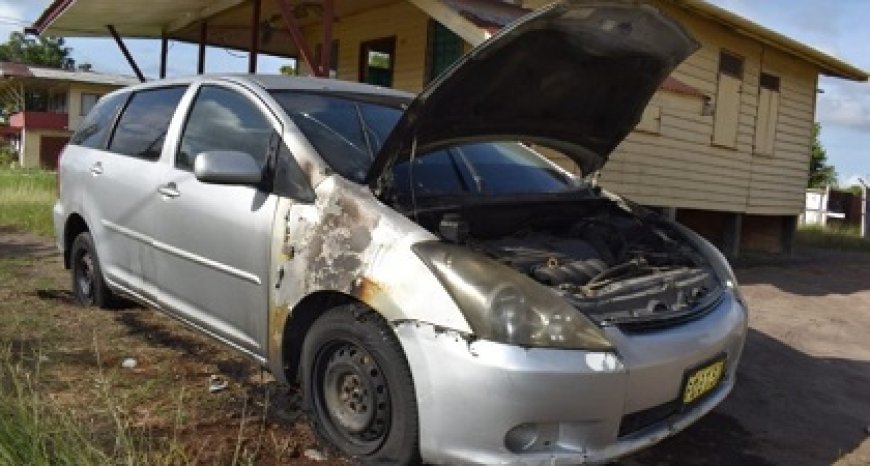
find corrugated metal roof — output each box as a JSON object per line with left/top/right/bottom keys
{"left": 440, "top": 0, "right": 529, "bottom": 33}
{"left": 0, "top": 62, "right": 139, "bottom": 86}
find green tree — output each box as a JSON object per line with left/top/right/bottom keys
{"left": 279, "top": 64, "right": 297, "bottom": 76}
{"left": 808, "top": 123, "right": 837, "bottom": 188}
{"left": 0, "top": 32, "right": 74, "bottom": 69}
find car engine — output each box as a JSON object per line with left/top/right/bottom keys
{"left": 414, "top": 196, "right": 724, "bottom": 329}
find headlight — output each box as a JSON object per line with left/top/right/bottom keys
{"left": 412, "top": 241, "right": 612, "bottom": 350}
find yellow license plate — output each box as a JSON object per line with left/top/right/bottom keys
{"left": 682, "top": 358, "right": 726, "bottom": 404}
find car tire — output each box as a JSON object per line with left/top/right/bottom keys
{"left": 70, "top": 232, "right": 115, "bottom": 308}
{"left": 301, "top": 304, "right": 420, "bottom": 465}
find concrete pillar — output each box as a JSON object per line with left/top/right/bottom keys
{"left": 861, "top": 182, "right": 869, "bottom": 239}
{"left": 722, "top": 213, "right": 742, "bottom": 259}
{"left": 781, "top": 215, "right": 797, "bottom": 256}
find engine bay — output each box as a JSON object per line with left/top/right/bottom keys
{"left": 409, "top": 195, "right": 724, "bottom": 329}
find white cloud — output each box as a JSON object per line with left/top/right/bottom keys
{"left": 0, "top": 1, "right": 29, "bottom": 39}
{"left": 818, "top": 78, "right": 870, "bottom": 131}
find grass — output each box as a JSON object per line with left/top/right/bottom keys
{"left": 0, "top": 168, "right": 56, "bottom": 237}
{"left": 0, "top": 350, "right": 109, "bottom": 465}
{"left": 0, "top": 342, "right": 192, "bottom": 466}
{"left": 796, "top": 225, "right": 870, "bottom": 252}
{"left": 0, "top": 236, "right": 322, "bottom": 464}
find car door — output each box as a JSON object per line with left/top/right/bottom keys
{"left": 82, "top": 86, "right": 187, "bottom": 295}
{"left": 149, "top": 82, "right": 279, "bottom": 356}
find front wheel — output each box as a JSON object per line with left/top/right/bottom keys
{"left": 70, "top": 232, "right": 115, "bottom": 308}
{"left": 301, "top": 305, "right": 420, "bottom": 465}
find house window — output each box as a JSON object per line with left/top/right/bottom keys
{"left": 48, "top": 93, "right": 67, "bottom": 113}
{"left": 754, "top": 72, "right": 781, "bottom": 156}
{"left": 314, "top": 40, "right": 339, "bottom": 78}
{"left": 712, "top": 51, "right": 744, "bottom": 148}
{"left": 80, "top": 93, "right": 100, "bottom": 116}
{"left": 359, "top": 36, "right": 396, "bottom": 87}
{"left": 426, "top": 21, "right": 464, "bottom": 84}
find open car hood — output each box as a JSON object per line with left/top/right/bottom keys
{"left": 366, "top": 0, "right": 698, "bottom": 192}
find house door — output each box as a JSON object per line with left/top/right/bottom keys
{"left": 40, "top": 136, "right": 69, "bottom": 170}
{"left": 359, "top": 37, "right": 396, "bottom": 87}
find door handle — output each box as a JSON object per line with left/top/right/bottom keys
{"left": 157, "top": 182, "right": 181, "bottom": 198}
{"left": 90, "top": 162, "right": 103, "bottom": 176}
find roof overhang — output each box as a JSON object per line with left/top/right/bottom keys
{"left": 32, "top": 0, "right": 401, "bottom": 60}
{"left": 666, "top": 0, "right": 867, "bottom": 82}
{"left": 32, "top": 0, "right": 868, "bottom": 82}
{"left": 0, "top": 62, "right": 138, "bottom": 86}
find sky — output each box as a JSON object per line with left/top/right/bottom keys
{"left": 0, "top": 0, "right": 868, "bottom": 185}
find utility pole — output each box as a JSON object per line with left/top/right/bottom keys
{"left": 859, "top": 177, "right": 868, "bottom": 239}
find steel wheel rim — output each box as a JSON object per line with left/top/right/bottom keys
{"left": 313, "top": 340, "right": 391, "bottom": 453}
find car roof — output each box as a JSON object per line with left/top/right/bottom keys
{"left": 109, "top": 74, "right": 415, "bottom": 100}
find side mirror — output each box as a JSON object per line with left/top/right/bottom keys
{"left": 193, "top": 151, "right": 262, "bottom": 185}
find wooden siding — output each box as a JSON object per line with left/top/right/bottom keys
{"left": 524, "top": 0, "right": 819, "bottom": 216}
{"left": 301, "top": 1, "right": 430, "bottom": 93}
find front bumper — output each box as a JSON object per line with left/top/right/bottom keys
{"left": 395, "top": 291, "right": 747, "bottom": 465}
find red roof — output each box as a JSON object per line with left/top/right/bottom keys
{"left": 660, "top": 76, "right": 706, "bottom": 98}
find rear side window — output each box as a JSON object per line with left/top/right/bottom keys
{"left": 109, "top": 86, "right": 186, "bottom": 160}
{"left": 70, "top": 92, "right": 128, "bottom": 149}
{"left": 177, "top": 86, "right": 274, "bottom": 171}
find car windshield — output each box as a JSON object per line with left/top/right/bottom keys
{"left": 270, "top": 91, "right": 576, "bottom": 196}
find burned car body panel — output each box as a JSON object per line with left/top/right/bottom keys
{"left": 265, "top": 176, "right": 473, "bottom": 378}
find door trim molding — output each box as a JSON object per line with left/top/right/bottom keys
{"left": 102, "top": 219, "right": 262, "bottom": 285}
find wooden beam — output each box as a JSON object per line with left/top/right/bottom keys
{"left": 407, "top": 0, "right": 490, "bottom": 47}
{"left": 273, "top": 0, "right": 322, "bottom": 77}
{"left": 159, "top": 32, "right": 168, "bottom": 79}
{"left": 167, "top": 0, "right": 246, "bottom": 33}
{"left": 249, "top": 0, "right": 261, "bottom": 74}
{"left": 320, "top": 0, "right": 334, "bottom": 77}
{"left": 106, "top": 25, "right": 146, "bottom": 82}
{"left": 198, "top": 21, "right": 207, "bottom": 75}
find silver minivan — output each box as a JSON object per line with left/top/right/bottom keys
{"left": 54, "top": 2, "right": 747, "bottom": 464}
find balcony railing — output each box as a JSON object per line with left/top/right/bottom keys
{"left": 9, "top": 111, "right": 69, "bottom": 130}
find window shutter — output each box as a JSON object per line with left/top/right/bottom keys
{"left": 635, "top": 105, "right": 661, "bottom": 134}
{"left": 754, "top": 72, "right": 780, "bottom": 156}
{"left": 712, "top": 74, "right": 741, "bottom": 147}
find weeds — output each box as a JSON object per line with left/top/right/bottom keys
{"left": 0, "top": 340, "right": 192, "bottom": 466}
{"left": 0, "top": 345, "right": 108, "bottom": 465}
{"left": 0, "top": 168, "right": 56, "bottom": 236}
{"left": 797, "top": 225, "right": 870, "bottom": 252}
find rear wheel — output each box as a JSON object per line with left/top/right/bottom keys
{"left": 301, "top": 305, "right": 420, "bottom": 465}
{"left": 70, "top": 232, "right": 115, "bottom": 308}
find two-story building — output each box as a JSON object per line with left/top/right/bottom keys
{"left": 30, "top": 0, "right": 868, "bottom": 255}
{"left": 0, "top": 62, "right": 138, "bottom": 169}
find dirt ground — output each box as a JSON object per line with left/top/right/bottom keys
{"left": 1, "top": 227, "right": 868, "bottom": 465}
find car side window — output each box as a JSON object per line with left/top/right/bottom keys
{"left": 108, "top": 86, "right": 186, "bottom": 160}
{"left": 70, "top": 92, "right": 128, "bottom": 149}
{"left": 177, "top": 86, "right": 274, "bottom": 171}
